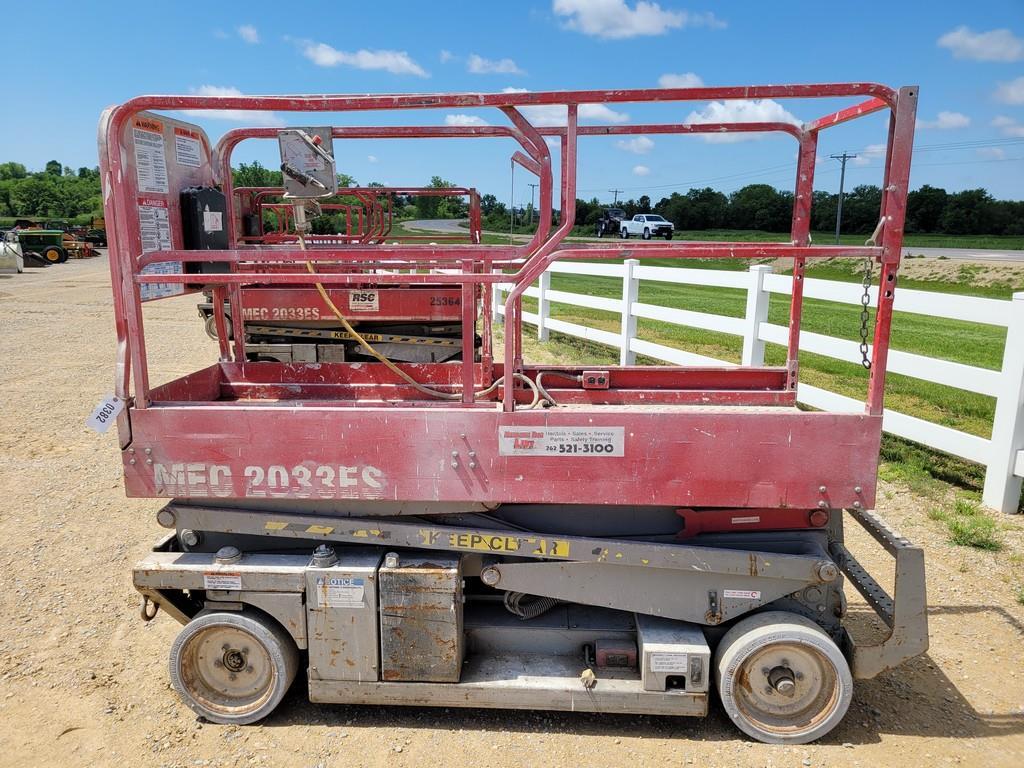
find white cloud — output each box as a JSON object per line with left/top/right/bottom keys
{"left": 301, "top": 42, "right": 427, "bottom": 76}
{"left": 502, "top": 87, "right": 629, "bottom": 126}
{"left": 367, "top": 155, "right": 378, "bottom": 163}
{"left": 976, "top": 147, "right": 1006, "bottom": 160}
{"left": 182, "top": 85, "right": 283, "bottom": 126}
{"left": 684, "top": 99, "right": 800, "bottom": 142}
{"left": 937, "top": 26, "right": 1024, "bottom": 62}
{"left": 992, "top": 115, "right": 1024, "bottom": 137}
{"left": 439, "top": 49, "right": 455, "bottom": 63}
{"left": 632, "top": 164, "right": 651, "bottom": 176}
{"left": 995, "top": 76, "right": 1024, "bottom": 105}
{"left": 851, "top": 143, "right": 887, "bottom": 167}
{"left": 467, "top": 54, "right": 525, "bottom": 75}
{"left": 658, "top": 72, "right": 704, "bottom": 88}
{"left": 237, "top": 25, "right": 259, "bottom": 44}
{"left": 444, "top": 114, "right": 490, "bottom": 126}
{"left": 616, "top": 136, "right": 654, "bottom": 154}
{"left": 553, "top": 0, "right": 724, "bottom": 40}
{"left": 917, "top": 110, "right": 971, "bottom": 130}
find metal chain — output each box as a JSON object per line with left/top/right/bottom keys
{"left": 859, "top": 256, "right": 873, "bottom": 369}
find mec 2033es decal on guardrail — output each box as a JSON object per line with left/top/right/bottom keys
{"left": 147, "top": 462, "right": 386, "bottom": 499}
{"left": 498, "top": 426, "right": 625, "bottom": 457}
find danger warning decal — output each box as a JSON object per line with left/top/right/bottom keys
{"left": 498, "top": 426, "right": 625, "bottom": 457}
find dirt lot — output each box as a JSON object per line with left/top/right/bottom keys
{"left": 0, "top": 255, "right": 1022, "bottom": 768}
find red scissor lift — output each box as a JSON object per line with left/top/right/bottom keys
{"left": 100, "top": 84, "right": 927, "bottom": 744}
{"left": 200, "top": 185, "right": 483, "bottom": 363}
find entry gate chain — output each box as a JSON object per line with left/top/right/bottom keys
{"left": 859, "top": 216, "right": 887, "bottom": 370}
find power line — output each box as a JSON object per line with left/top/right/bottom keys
{"left": 608, "top": 188, "right": 624, "bottom": 203}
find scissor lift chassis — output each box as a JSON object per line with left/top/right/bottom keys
{"left": 100, "top": 82, "right": 927, "bottom": 743}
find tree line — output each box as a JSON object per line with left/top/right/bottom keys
{"left": 0, "top": 161, "right": 102, "bottom": 224}
{"left": 3, "top": 158, "right": 1021, "bottom": 237}
{"left": 575, "top": 184, "right": 1024, "bottom": 236}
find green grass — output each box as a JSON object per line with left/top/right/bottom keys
{"left": 520, "top": 267, "right": 1005, "bottom": 440}
{"left": 927, "top": 497, "right": 1003, "bottom": 550}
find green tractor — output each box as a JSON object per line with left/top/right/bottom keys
{"left": 16, "top": 229, "right": 69, "bottom": 264}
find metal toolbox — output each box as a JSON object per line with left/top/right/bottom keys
{"left": 378, "top": 552, "right": 463, "bottom": 682}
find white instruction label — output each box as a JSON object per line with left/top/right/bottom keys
{"left": 174, "top": 127, "right": 203, "bottom": 168}
{"left": 317, "top": 577, "right": 365, "bottom": 608}
{"left": 349, "top": 290, "right": 379, "bottom": 312}
{"left": 137, "top": 198, "right": 182, "bottom": 301}
{"left": 723, "top": 589, "right": 762, "bottom": 600}
{"left": 203, "top": 572, "right": 242, "bottom": 591}
{"left": 133, "top": 119, "right": 168, "bottom": 194}
{"left": 498, "top": 426, "right": 625, "bottom": 457}
{"left": 203, "top": 210, "right": 223, "bottom": 232}
{"left": 650, "top": 653, "right": 689, "bottom": 673}
{"left": 85, "top": 394, "right": 124, "bottom": 433}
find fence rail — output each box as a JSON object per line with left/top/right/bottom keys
{"left": 494, "top": 260, "right": 1024, "bottom": 513}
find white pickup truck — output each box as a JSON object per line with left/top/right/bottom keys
{"left": 619, "top": 214, "right": 674, "bottom": 240}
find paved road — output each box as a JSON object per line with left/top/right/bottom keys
{"left": 404, "top": 218, "right": 470, "bottom": 234}
{"left": 899, "top": 246, "right": 1024, "bottom": 261}
{"left": 404, "top": 220, "right": 1024, "bottom": 261}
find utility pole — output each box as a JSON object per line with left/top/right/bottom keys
{"left": 509, "top": 159, "right": 515, "bottom": 245}
{"left": 609, "top": 188, "right": 624, "bottom": 205}
{"left": 830, "top": 152, "right": 857, "bottom": 244}
{"left": 528, "top": 182, "right": 538, "bottom": 227}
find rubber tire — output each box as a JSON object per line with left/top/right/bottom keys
{"left": 203, "top": 313, "right": 232, "bottom": 341}
{"left": 664, "top": 232, "right": 673, "bottom": 240}
{"left": 169, "top": 611, "right": 299, "bottom": 725}
{"left": 620, "top": 228, "right": 629, "bottom": 239}
{"left": 596, "top": 226, "right": 605, "bottom": 238}
{"left": 42, "top": 245, "right": 68, "bottom": 264}
{"left": 643, "top": 228, "right": 651, "bottom": 240}
{"left": 715, "top": 611, "right": 853, "bottom": 745}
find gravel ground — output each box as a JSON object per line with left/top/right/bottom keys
{"left": 0, "top": 255, "right": 1022, "bottom": 768}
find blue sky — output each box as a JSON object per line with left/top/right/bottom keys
{"left": 5, "top": 0, "right": 1023, "bottom": 204}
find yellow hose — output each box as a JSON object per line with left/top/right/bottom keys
{"left": 298, "top": 233, "right": 538, "bottom": 405}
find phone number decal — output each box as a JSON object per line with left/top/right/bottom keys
{"left": 498, "top": 427, "right": 625, "bottom": 457}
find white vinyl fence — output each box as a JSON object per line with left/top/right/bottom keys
{"left": 493, "top": 261, "right": 1024, "bottom": 514}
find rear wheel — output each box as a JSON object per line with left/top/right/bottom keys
{"left": 169, "top": 611, "right": 299, "bottom": 724}
{"left": 42, "top": 245, "right": 67, "bottom": 264}
{"left": 715, "top": 611, "right": 852, "bottom": 744}
{"left": 620, "top": 227, "right": 629, "bottom": 239}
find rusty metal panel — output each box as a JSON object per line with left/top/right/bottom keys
{"left": 305, "top": 550, "right": 382, "bottom": 682}
{"left": 378, "top": 553, "right": 463, "bottom": 682}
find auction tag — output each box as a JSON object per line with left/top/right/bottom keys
{"left": 86, "top": 394, "right": 125, "bottom": 433}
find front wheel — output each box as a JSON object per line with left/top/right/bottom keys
{"left": 664, "top": 231, "right": 673, "bottom": 240}
{"left": 715, "top": 611, "right": 853, "bottom": 744}
{"left": 642, "top": 228, "right": 651, "bottom": 240}
{"left": 42, "top": 245, "right": 68, "bottom": 264}
{"left": 596, "top": 226, "right": 605, "bottom": 238}
{"left": 169, "top": 611, "right": 299, "bottom": 725}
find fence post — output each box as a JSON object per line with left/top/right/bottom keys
{"left": 741, "top": 264, "right": 773, "bottom": 366}
{"left": 492, "top": 275, "right": 503, "bottom": 326}
{"left": 982, "top": 291, "right": 1024, "bottom": 514}
{"left": 537, "top": 270, "right": 551, "bottom": 341}
{"left": 620, "top": 259, "right": 640, "bottom": 366}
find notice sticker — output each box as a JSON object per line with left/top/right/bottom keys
{"left": 133, "top": 119, "right": 168, "bottom": 194}
{"left": 174, "top": 127, "right": 203, "bottom": 168}
{"left": 723, "top": 589, "right": 762, "bottom": 600}
{"left": 203, "top": 572, "right": 242, "bottom": 591}
{"left": 203, "top": 210, "right": 223, "bottom": 233}
{"left": 650, "top": 653, "right": 689, "bottom": 673}
{"left": 317, "top": 577, "right": 365, "bottom": 608}
{"left": 498, "top": 426, "right": 625, "bottom": 457}
{"left": 348, "top": 290, "right": 379, "bottom": 312}
{"left": 85, "top": 394, "right": 124, "bottom": 433}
